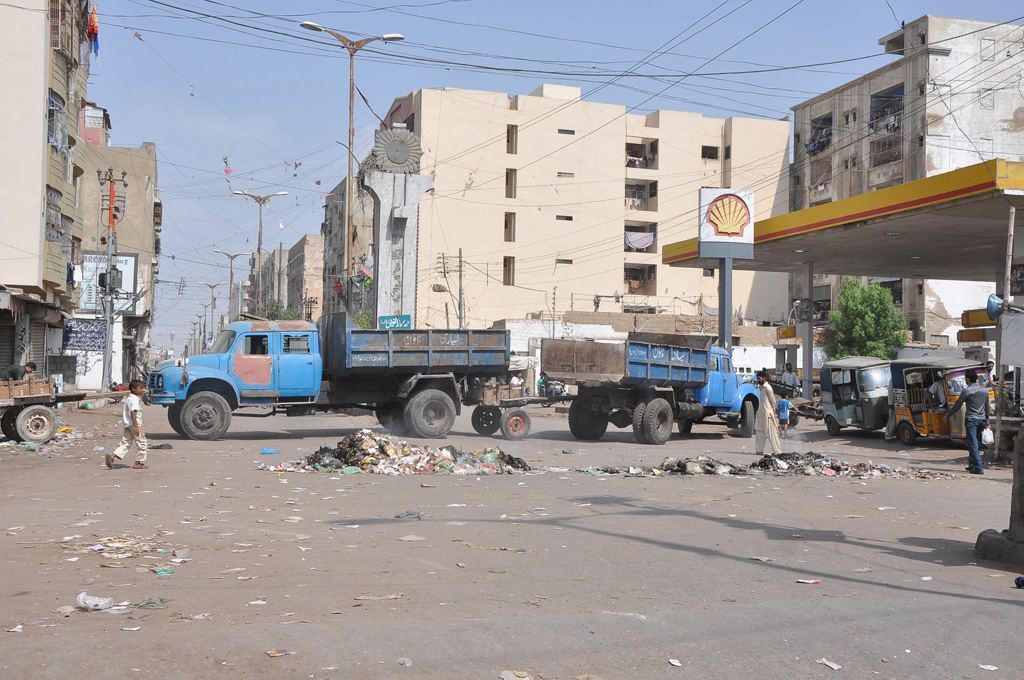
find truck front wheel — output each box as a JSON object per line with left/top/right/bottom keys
{"left": 180, "top": 392, "right": 232, "bottom": 441}
{"left": 642, "top": 398, "right": 673, "bottom": 445}
{"left": 738, "top": 400, "right": 756, "bottom": 438}
{"left": 15, "top": 405, "right": 57, "bottom": 444}
{"left": 1, "top": 407, "right": 22, "bottom": 441}
{"left": 404, "top": 389, "right": 456, "bottom": 439}
{"left": 167, "top": 404, "right": 186, "bottom": 437}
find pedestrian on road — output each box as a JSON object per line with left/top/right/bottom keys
{"left": 944, "top": 369, "right": 989, "bottom": 474}
{"left": 106, "top": 379, "right": 149, "bottom": 470}
{"left": 777, "top": 396, "right": 791, "bottom": 439}
{"left": 0, "top": 361, "right": 36, "bottom": 381}
{"left": 780, "top": 363, "right": 799, "bottom": 392}
{"left": 755, "top": 371, "right": 783, "bottom": 455}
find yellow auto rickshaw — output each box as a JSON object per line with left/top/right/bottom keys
{"left": 890, "top": 357, "right": 994, "bottom": 445}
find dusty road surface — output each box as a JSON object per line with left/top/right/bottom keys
{"left": 0, "top": 402, "right": 1020, "bottom": 679}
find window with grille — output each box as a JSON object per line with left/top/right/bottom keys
{"left": 505, "top": 168, "right": 517, "bottom": 198}
{"left": 503, "top": 212, "right": 516, "bottom": 242}
{"left": 49, "top": 0, "right": 74, "bottom": 58}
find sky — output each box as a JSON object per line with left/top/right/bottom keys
{"left": 83, "top": 0, "right": 1024, "bottom": 350}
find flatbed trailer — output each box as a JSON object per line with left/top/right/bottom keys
{"left": 0, "top": 377, "right": 92, "bottom": 444}
{"left": 463, "top": 382, "right": 575, "bottom": 440}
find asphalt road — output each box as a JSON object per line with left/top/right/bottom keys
{"left": 0, "top": 403, "right": 1020, "bottom": 679}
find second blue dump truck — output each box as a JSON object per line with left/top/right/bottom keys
{"left": 541, "top": 334, "right": 760, "bottom": 445}
{"left": 148, "top": 314, "right": 510, "bottom": 441}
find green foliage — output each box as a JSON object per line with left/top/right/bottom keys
{"left": 266, "top": 299, "right": 301, "bottom": 321}
{"left": 353, "top": 310, "right": 374, "bottom": 330}
{"left": 825, "top": 278, "right": 907, "bottom": 360}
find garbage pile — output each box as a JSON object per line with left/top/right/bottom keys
{"left": 0, "top": 426, "right": 84, "bottom": 455}
{"left": 259, "top": 429, "right": 531, "bottom": 475}
{"left": 660, "top": 455, "right": 746, "bottom": 476}
{"left": 752, "top": 452, "right": 954, "bottom": 479}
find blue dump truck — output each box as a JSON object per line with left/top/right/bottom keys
{"left": 541, "top": 334, "right": 760, "bottom": 444}
{"left": 148, "top": 314, "right": 510, "bottom": 441}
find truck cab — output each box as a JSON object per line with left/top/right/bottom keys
{"left": 149, "top": 321, "right": 321, "bottom": 440}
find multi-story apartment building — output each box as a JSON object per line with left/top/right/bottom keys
{"left": 374, "top": 84, "right": 792, "bottom": 328}
{"left": 321, "top": 180, "right": 374, "bottom": 316}
{"left": 0, "top": 0, "right": 92, "bottom": 371}
{"left": 260, "top": 247, "right": 289, "bottom": 314}
{"left": 286, "top": 235, "right": 324, "bottom": 321}
{"left": 791, "top": 16, "right": 1024, "bottom": 343}
{"left": 246, "top": 251, "right": 269, "bottom": 315}
{"left": 76, "top": 132, "right": 161, "bottom": 386}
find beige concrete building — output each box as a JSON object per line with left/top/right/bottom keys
{"left": 381, "top": 84, "right": 791, "bottom": 328}
{"left": 0, "top": 0, "right": 91, "bottom": 371}
{"left": 791, "top": 16, "right": 1024, "bottom": 343}
{"left": 287, "top": 234, "right": 324, "bottom": 321}
{"left": 76, "top": 138, "right": 161, "bottom": 382}
{"left": 260, "top": 246, "right": 289, "bottom": 314}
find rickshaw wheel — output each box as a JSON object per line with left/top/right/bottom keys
{"left": 825, "top": 416, "right": 841, "bottom": 437}
{"left": 897, "top": 421, "right": 918, "bottom": 446}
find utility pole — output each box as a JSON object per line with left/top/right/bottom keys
{"left": 195, "top": 306, "right": 210, "bottom": 352}
{"left": 458, "top": 248, "right": 465, "bottom": 329}
{"left": 214, "top": 250, "right": 249, "bottom": 322}
{"left": 98, "top": 168, "right": 127, "bottom": 389}
{"left": 232, "top": 190, "right": 287, "bottom": 315}
{"left": 199, "top": 282, "right": 225, "bottom": 335}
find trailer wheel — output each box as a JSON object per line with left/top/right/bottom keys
{"left": 15, "top": 405, "right": 58, "bottom": 444}
{"left": 471, "top": 405, "right": 502, "bottom": 436}
{"left": 897, "top": 421, "right": 917, "bottom": 446}
{"left": 642, "top": 398, "right": 673, "bottom": 445}
{"left": 678, "top": 419, "right": 693, "bottom": 435}
{"left": 1, "top": 408, "right": 22, "bottom": 441}
{"left": 631, "top": 402, "right": 649, "bottom": 444}
{"left": 738, "top": 400, "right": 756, "bottom": 438}
{"left": 377, "top": 404, "right": 409, "bottom": 436}
{"left": 167, "top": 404, "right": 186, "bottom": 437}
{"left": 825, "top": 415, "right": 842, "bottom": 437}
{"left": 404, "top": 389, "right": 456, "bottom": 439}
{"left": 569, "top": 398, "right": 608, "bottom": 441}
{"left": 500, "top": 408, "right": 531, "bottom": 440}
{"left": 180, "top": 392, "right": 232, "bottom": 441}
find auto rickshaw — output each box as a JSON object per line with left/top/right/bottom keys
{"left": 821, "top": 357, "right": 891, "bottom": 436}
{"left": 890, "top": 357, "right": 994, "bottom": 445}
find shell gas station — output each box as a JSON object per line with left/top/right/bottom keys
{"left": 663, "top": 159, "right": 1024, "bottom": 563}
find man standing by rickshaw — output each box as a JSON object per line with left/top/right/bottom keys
{"left": 944, "top": 369, "right": 989, "bottom": 475}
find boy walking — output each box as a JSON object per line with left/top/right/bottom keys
{"left": 777, "top": 396, "right": 792, "bottom": 439}
{"left": 106, "top": 380, "right": 148, "bottom": 470}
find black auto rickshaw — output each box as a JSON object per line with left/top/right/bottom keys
{"left": 820, "top": 357, "right": 892, "bottom": 436}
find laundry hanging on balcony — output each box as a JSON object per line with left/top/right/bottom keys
{"left": 624, "top": 231, "right": 654, "bottom": 250}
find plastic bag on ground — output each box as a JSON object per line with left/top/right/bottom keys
{"left": 75, "top": 592, "right": 114, "bottom": 611}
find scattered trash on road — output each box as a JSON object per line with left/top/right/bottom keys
{"left": 75, "top": 592, "right": 113, "bottom": 611}
{"left": 394, "top": 510, "right": 422, "bottom": 520}
{"left": 796, "top": 579, "right": 822, "bottom": 584}
{"left": 265, "top": 650, "right": 296, "bottom": 658}
{"left": 979, "top": 665, "right": 999, "bottom": 671}
{"left": 816, "top": 658, "right": 841, "bottom": 670}
{"left": 668, "top": 659, "right": 682, "bottom": 667}
{"left": 396, "top": 657, "right": 412, "bottom": 667}
{"left": 6, "top": 625, "right": 23, "bottom": 633}
{"left": 1015, "top": 575, "right": 1024, "bottom": 589}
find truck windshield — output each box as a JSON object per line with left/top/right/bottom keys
{"left": 209, "top": 331, "right": 236, "bottom": 355}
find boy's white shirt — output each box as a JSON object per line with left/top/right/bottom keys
{"left": 123, "top": 394, "right": 143, "bottom": 428}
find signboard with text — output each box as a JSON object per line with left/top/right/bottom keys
{"left": 379, "top": 315, "right": 412, "bottom": 330}
{"left": 81, "top": 252, "right": 139, "bottom": 315}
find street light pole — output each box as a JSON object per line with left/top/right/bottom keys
{"left": 199, "top": 282, "right": 225, "bottom": 334}
{"left": 232, "top": 191, "right": 287, "bottom": 315}
{"left": 196, "top": 304, "right": 211, "bottom": 352}
{"left": 214, "top": 250, "right": 249, "bottom": 322}
{"left": 300, "top": 22, "right": 403, "bottom": 297}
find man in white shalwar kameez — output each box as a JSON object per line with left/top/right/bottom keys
{"left": 755, "top": 371, "right": 783, "bottom": 455}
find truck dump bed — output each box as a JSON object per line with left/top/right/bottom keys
{"left": 321, "top": 313, "right": 510, "bottom": 378}
{"left": 541, "top": 334, "right": 710, "bottom": 388}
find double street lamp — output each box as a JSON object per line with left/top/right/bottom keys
{"left": 213, "top": 249, "right": 249, "bottom": 321}
{"left": 231, "top": 191, "right": 287, "bottom": 314}
{"left": 300, "top": 21, "right": 403, "bottom": 284}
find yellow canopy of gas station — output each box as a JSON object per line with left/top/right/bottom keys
{"left": 663, "top": 159, "right": 1024, "bottom": 282}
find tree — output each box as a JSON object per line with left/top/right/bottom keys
{"left": 266, "top": 299, "right": 300, "bottom": 321}
{"left": 825, "top": 278, "right": 907, "bottom": 360}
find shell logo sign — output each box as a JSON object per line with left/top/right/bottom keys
{"left": 707, "top": 194, "right": 750, "bottom": 237}
{"left": 699, "top": 188, "right": 754, "bottom": 246}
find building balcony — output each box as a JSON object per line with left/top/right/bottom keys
{"left": 625, "top": 138, "right": 658, "bottom": 171}
{"left": 625, "top": 180, "right": 658, "bottom": 212}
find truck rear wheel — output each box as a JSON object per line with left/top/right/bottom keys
{"left": 15, "top": 405, "right": 58, "bottom": 444}
{"left": 738, "top": 400, "right": 755, "bottom": 438}
{"left": 404, "top": 389, "right": 456, "bottom": 439}
{"left": 678, "top": 419, "right": 693, "bottom": 435}
{"left": 631, "top": 402, "right": 649, "bottom": 444}
{"left": 471, "top": 405, "right": 502, "bottom": 436}
{"left": 500, "top": 408, "right": 531, "bottom": 440}
{"left": 642, "top": 398, "right": 673, "bottom": 445}
{"left": 167, "top": 404, "right": 186, "bottom": 437}
{"left": 377, "top": 404, "right": 408, "bottom": 436}
{"left": 1, "top": 407, "right": 22, "bottom": 441}
{"left": 569, "top": 398, "right": 608, "bottom": 441}
{"left": 180, "top": 392, "right": 232, "bottom": 441}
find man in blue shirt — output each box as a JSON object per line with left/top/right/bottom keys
{"left": 945, "top": 369, "right": 989, "bottom": 475}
